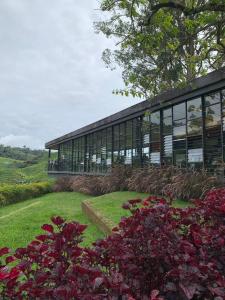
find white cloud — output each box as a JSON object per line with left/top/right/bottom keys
{"left": 0, "top": 134, "right": 42, "bottom": 149}
{"left": 0, "top": 0, "right": 140, "bottom": 149}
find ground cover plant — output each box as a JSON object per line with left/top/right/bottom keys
{"left": 0, "top": 188, "right": 225, "bottom": 299}
{"left": 54, "top": 165, "right": 224, "bottom": 200}
{"left": 85, "top": 191, "right": 189, "bottom": 229}
{"left": 0, "top": 192, "right": 103, "bottom": 249}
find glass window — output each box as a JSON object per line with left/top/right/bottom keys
{"left": 188, "top": 148, "right": 203, "bottom": 163}
{"left": 174, "top": 150, "right": 186, "bottom": 167}
{"left": 150, "top": 152, "right": 160, "bottom": 164}
{"left": 173, "top": 103, "right": 186, "bottom": 120}
{"left": 163, "top": 117, "right": 172, "bottom": 135}
{"left": 151, "top": 111, "right": 160, "bottom": 125}
{"left": 205, "top": 104, "right": 221, "bottom": 128}
{"left": 163, "top": 135, "right": 172, "bottom": 155}
{"left": 173, "top": 125, "right": 186, "bottom": 138}
{"left": 205, "top": 92, "right": 220, "bottom": 106}
{"left": 187, "top": 118, "right": 202, "bottom": 135}
{"left": 222, "top": 89, "right": 225, "bottom": 107}
{"left": 163, "top": 108, "right": 172, "bottom": 118}
{"left": 187, "top": 98, "right": 202, "bottom": 120}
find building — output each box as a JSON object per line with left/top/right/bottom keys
{"left": 46, "top": 68, "right": 225, "bottom": 175}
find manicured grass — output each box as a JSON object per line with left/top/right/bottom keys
{"left": 0, "top": 192, "right": 104, "bottom": 249}
{"left": 87, "top": 191, "right": 190, "bottom": 228}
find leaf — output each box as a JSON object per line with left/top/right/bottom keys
{"left": 41, "top": 224, "right": 54, "bottom": 233}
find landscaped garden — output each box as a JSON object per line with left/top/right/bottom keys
{"left": 0, "top": 186, "right": 225, "bottom": 299}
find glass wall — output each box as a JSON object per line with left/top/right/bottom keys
{"left": 187, "top": 98, "right": 203, "bottom": 168}
{"left": 58, "top": 141, "right": 73, "bottom": 172}
{"left": 53, "top": 87, "right": 225, "bottom": 174}
{"left": 162, "top": 108, "right": 172, "bottom": 165}
{"left": 204, "top": 91, "right": 222, "bottom": 170}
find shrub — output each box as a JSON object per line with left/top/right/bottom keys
{"left": 0, "top": 182, "right": 53, "bottom": 207}
{"left": 52, "top": 176, "right": 73, "bottom": 192}
{"left": 127, "top": 166, "right": 224, "bottom": 200}
{"left": 53, "top": 165, "right": 133, "bottom": 196}
{"left": 54, "top": 166, "right": 223, "bottom": 200}
{"left": 1, "top": 189, "right": 225, "bottom": 299}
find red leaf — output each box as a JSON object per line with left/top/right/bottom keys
{"left": 6, "top": 256, "right": 16, "bottom": 264}
{"left": 0, "top": 247, "right": 10, "bottom": 257}
{"left": 41, "top": 224, "right": 54, "bottom": 233}
{"left": 51, "top": 216, "right": 64, "bottom": 226}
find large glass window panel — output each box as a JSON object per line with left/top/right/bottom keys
{"left": 221, "top": 89, "right": 225, "bottom": 107}
{"left": 151, "top": 111, "right": 160, "bottom": 125}
{"left": 163, "top": 117, "right": 172, "bottom": 135}
{"left": 59, "top": 141, "right": 72, "bottom": 172}
{"left": 173, "top": 103, "right": 186, "bottom": 120}
{"left": 187, "top": 98, "right": 202, "bottom": 120}
{"left": 132, "top": 118, "right": 142, "bottom": 167}
{"left": 205, "top": 127, "right": 222, "bottom": 168}
{"left": 163, "top": 108, "right": 172, "bottom": 119}
{"left": 164, "top": 135, "right": 173, "bottom": 155}
{"left": 188, "top": 148, "right": 203, "bottom": 163}
{"left": 174, "top": 150, "right": 186, "bottom": 167}
{"left": 173, "top": 125, "right": 186, "bottom": 138}
{"left": 162, "top": 108, "right": 172, "bottom": 165}
{"left": 150, "top": 152, "right": 160, "bottom": 164}
{"left": 125, "top": 120, "right": 133, "bottom": 165}
{"left": 205, "top": 92, "right": 220, "bottom": 106}
{"left": 205, "top": 104, "right": 221, "bottom": 128}
{"left": 106, "top": 127, "right": 112, "bottom": 170}
{"left": 187, "top": 118, "right": 202, "bottom": 135}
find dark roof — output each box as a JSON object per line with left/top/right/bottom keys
{"left": 46, "top": 67, "right": 225, "bottom": 149}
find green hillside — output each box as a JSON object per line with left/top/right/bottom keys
{"left": 0, "top": 155, "right": 49, "bottom": 185}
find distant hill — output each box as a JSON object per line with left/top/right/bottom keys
{"left": 0, "top": 145, "right": 50, "bottom": 184}
{"left": 0, "top": 144, "right": 45, "bottom": 162}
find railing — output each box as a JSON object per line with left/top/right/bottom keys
{"left": 48, "top": 160, "right": 59, "bottom": 172}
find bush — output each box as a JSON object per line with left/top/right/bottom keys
{"left": 54, "top": 166, "right": 224, "bottom": 200}
{"left": 127, "top": 166, "right": 224, "bottom": 200}
{"left": 53, "top": 165, "right": 133, "bottom": 196}
{"left": 0, "top": 182, "right": 53, "bottom": 207}
{"left": 1, "top": 188, "right": 225, "bottom": 299}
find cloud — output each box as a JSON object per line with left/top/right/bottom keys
{"left": 0, "top": 0, "right": 140, "bottom": 149}
{"left": 0, "top": 134, "right": 42, "bottom": 149}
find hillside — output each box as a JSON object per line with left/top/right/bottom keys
{"left": 0, "top": 145, "right": 50, "bottom": 184}
{"left": 0, "top": 156, "right": 49, "bottom": 184}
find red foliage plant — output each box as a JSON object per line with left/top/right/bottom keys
{"left": 1, "top": 190, "right": 225, "bottom": 299}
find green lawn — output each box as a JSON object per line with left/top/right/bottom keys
{"left": 87, "top": 191, "right": 190, "bottom": 228}
{"left": 0, "top": 192, "right": 104, "bottom": 249}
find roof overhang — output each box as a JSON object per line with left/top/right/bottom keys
{"left": 45, "top": 67, "right": 225, "bottom": 149}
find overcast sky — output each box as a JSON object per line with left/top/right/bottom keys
{"left": 0, "top": 0, "right": 140, "bottom": 149}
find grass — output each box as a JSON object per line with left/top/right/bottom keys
{"left": 87, "top": 191, "right": 190, "bottom": 228}
{"left": 0, "top": 192, "right": 104, "bottom": 249}
{"left": 0, "top": 156, "right": 50, "bottom": 184}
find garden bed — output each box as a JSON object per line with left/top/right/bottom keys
{"left": 82, "top": 191, "right": 190, "bottom": 234}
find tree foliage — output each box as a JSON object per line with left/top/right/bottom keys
{"left": 95, "top": 0, "right": 225, "bottom": 98}
{"left": 0, "top": 144, "right": 46, "bottom": 162}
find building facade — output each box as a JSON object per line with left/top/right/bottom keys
{"left": 46, "top": 68, "right": 225, "bottom": 175}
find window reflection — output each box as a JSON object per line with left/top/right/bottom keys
{"left": 187, "top": 118, "right": 202, "bottom": 135}
{"left": 173, "top": 103, "right": 186, "bottom": 120}
{"left": 205, "top": 92, "right": 220, "bottom": 106}
{"left": 187, "top": 98, "right": 202, "bottom": 119}
{"left": 205, "top": 104, "right": 221, "bottom": 127}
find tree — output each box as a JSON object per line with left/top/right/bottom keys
{"left": 95, "top": 0, "right": 225, "bottom": 98}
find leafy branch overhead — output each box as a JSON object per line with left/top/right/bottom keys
{"left": 95, "top": 0, "right": 225, "bottom": 98}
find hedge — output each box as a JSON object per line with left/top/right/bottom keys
{"left": 0, "top": 182, "right": 53, "bottom": 207}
